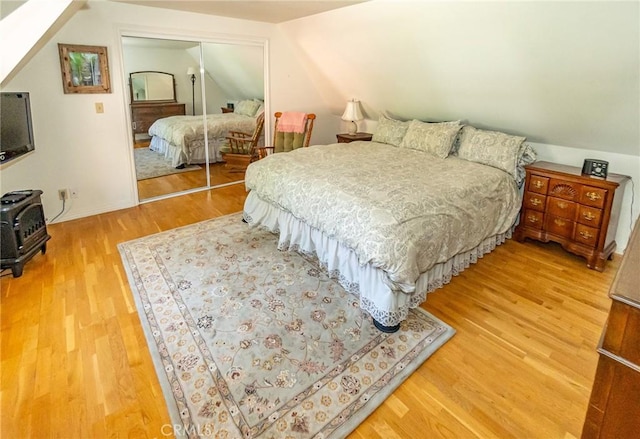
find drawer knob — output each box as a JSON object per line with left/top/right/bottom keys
{"left": 533, "top": 180, "right": 544, "bottom": 189}
{"left": 527, "top": 215, "right": 539, "bottom": 223}
{"left": 583, "top": 211, "right": 596, "bottom": 221}
{"left": 579, "top": 230, "right": 594, "bottom": 240}
{"left": 585, "top": 191, "right": 602, "bottom": 202}
{"left": 530, "top": 198, "right": 541, "bottom": 206}
{"left": 554, "top": 218, "right": 566, "bottom": 227}
{"left": 557, "top": 201, "right": 568, "bottom": 209}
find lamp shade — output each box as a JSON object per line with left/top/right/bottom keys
{"left": 186, "top": 67, "right": 196, "bottom": 76}
{"left": 341, "top": 99, "right": 363, "bottom": 122}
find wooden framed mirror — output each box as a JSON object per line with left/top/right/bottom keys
{"left": 129, "top": 71, "right": 176, "bottom": 103}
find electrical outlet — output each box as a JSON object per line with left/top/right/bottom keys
{"left": 95, "top": 102, "right": 104, "bottom": 113}
{"left": 58, "top": 189, "right": 68, "bottom": 200}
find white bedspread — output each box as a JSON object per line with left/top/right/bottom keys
{"left": 244, "top": 141, "right": 521, "bottom": 294}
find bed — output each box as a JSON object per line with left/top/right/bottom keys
{"left": 243, "top": 118, "right": 536, "bottom": 332}
{"left": 148, "top": 99, "right": 264, "bottom": 167}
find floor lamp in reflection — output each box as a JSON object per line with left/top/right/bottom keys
{"left": 187, "top": 67, "right": 196, "bottom": 115}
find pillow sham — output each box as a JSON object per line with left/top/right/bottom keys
{"left": 372, "top": 115, "right": 409, "bottom": 146}
{"left": 399, "top": 119, "right": 462, "bottom": 158}
{"left": 456, "top": 126, "right": 526, "bottom": 178}
{"left": 235, "top": 99, "right": 261, "bottom": 117}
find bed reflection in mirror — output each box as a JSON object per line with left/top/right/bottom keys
{"left": 121, "top": 36, "right": 265, "bottom": 201}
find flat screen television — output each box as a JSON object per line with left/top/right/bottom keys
{"left": 1, "top": 92, "right": 35, "bottom": 164}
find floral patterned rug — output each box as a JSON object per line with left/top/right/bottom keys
{"left": 134, "top": 148, "right": 201, "bottom": 180}
{"left": 118, "top": 213, "right": 455, "bottom": 438}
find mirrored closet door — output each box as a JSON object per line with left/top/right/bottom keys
{"left": 121, "top": 35, "right": 265, "bottom": 202}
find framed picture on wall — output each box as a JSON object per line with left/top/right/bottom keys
{"left": 58, "top": 43, "right": 111, "bottom": 94}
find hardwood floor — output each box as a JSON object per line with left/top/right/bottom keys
{"left": 1, "top": 187, "right": 619, "bottom": 438}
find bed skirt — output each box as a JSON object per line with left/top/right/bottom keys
{"left": 243, "top": 191, "right": 512, "bottom": 327}
{"left": 150, "top": 136, "right": 225, "bottom": 167}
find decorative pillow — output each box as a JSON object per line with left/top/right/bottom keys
{"left": 235, "top": 99, "right": 261, "bottom": 117}
{"left": 371, "top": 115, "right": 409, "bottom": 146}
{"left": 456, "top": 126, "right": 526, "bottom": 178}
{"left": 399, "top": 120, "right": 462, "bottom": 158}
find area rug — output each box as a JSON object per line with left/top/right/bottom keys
{"left": 134, "top": 148, "right": 201, "bottom": 180}
{"left": 118, "top": 213, "right": 455, "bottom": 438}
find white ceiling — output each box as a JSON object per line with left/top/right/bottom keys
{"left": 111, "top": 0, "right": 366, "bottom": 23}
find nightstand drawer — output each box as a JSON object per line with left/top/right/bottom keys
{"left": 523, "top": 210, "right": 544, "bottom": 229}
{"left": 580, "top": 186, "right": 608, "bottom": 209}
{"left": 545, "top": 215, "right": 574, "bottom": 239}
{"left": 578, "top": 206, "right": 602, "bottom": 227}
{"left": 547, "top": 197, "right": 576, "bottom": 220}
{"left": 524, "top": 193, "right": 546, "bottom": 211}
{"left": 528, "top": 176, "right": 549, "bottom": 194}
{"left": 575, "top": 224, "right": 599, "bottom": 247}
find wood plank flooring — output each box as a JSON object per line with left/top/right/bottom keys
{"left": 0, "top": 186, "right": 619, "bottom": 438}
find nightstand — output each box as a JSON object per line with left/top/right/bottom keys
{"left": 514, "top": 161, "right": 630, "bottom": 271}
{"left": 336, "top": 132, "right": 373, "bottom": 143}
{"left": 221, "top": 107, "right": 234, "bottom": 114}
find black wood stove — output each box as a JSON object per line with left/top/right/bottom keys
{"left": 1, "top": 190, "right": 51, "bottom": 277}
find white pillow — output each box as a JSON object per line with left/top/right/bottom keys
{"left": 399, "top": 120, "right": 462, "bottom": 158}
{"left": 371, "top": 115, "right": 409, "bottom": 146}
{"left": 235, "top": 100, "right": 261, "bottom": 117}
{"left": 456, "top": 126, "right": 526, "bottom": 178}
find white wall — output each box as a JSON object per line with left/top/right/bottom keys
{"left": 200, "top": 42, "right": 264, "bottom": 103}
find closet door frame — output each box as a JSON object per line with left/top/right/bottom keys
{"left": 117, "top": 26, "right": 270, "bottom": 204}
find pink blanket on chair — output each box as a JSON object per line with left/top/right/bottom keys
{"left": 277, "top": 112, "right": 307, "bottom": 133}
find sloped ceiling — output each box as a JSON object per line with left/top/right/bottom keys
{"left": 199, "top": 43, "right": 263, "bottom": 99}
{"left": 111, "top": 0, "right": 366, "bottom": 23}
{"left": 0, "top": 0, "right": 85, "bottom": 85}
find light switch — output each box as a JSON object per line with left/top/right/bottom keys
{"left": 95, "top": 102, "right": 104, "bottom": 113}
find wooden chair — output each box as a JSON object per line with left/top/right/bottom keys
{"left": 257, "top": 112, "right": 316, "bottom": 159}
{"left": 220, "top": 112, "right": 265, "bottom": 172}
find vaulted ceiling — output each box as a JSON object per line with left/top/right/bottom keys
{"left": 110, "top": 0, "right": 367, "bottom": 23}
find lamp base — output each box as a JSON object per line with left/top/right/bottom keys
{"left": 346, "top": 121, "right": 358, "bottom": 135}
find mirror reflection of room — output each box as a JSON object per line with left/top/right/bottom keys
{"left": 131, "top": 71, "right": 175, "bottom": 101}
{"left": 121, "top": 36, "right": 265, "bottom": 201}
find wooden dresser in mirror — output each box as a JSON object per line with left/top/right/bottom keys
{"left": 129, "top": 71, "right": 185, "bottom": 144}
